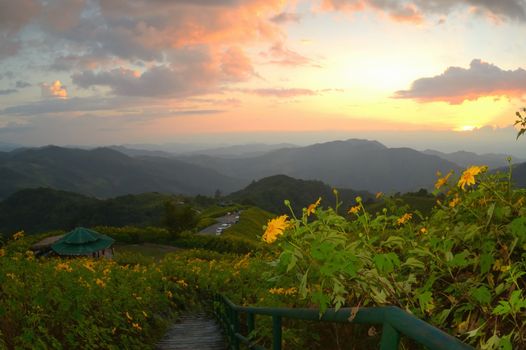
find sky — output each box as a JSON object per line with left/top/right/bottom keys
{"left": 0, "top": 0, "right": 525, "bottom": 156}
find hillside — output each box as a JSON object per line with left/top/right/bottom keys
{"left": 423, "top": 149, "right": 522, "bottom": 169}
{"left": 0, "top": 188, "right": 180, "bottom": 234}
{"left": 0, "top": 146, "right": 245, "bottom": 199}
{"left": 179, "top": 139, "right": 461, "bottom": 193}
{"left": 228, "top": 174, "right": 372, "bottom": 215}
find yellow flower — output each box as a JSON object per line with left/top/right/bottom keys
{"left": 458, "top": 165, "right": 487, "bottom": 190}
{"left": 55, "top": 262, "right": 73, "bottom": 272}
{"left": 132, "top": 322, "right": 142, "bottom": 331}
{"left": 83, "top": 261, "right": 95, "bottom": 273}
{"left": 435, "top": 171, "right": 453, "bottom": 189}
{"left": 95, "top": 278, "right": 106, "bottom": 288}
{"left": 449, "top": 196, "right": 461, "bottom": 208}
{"left": 0, "top": 249, "right": 5, "bottom": 258}
{"left": 348, "top": 205, "right": 360, "bottom": 215}
{"left": 262, "top": 215, "right": 290, "bottom": 244}
{"left": 166, "top": 290, "right": 173, "bottom": 299}
{"left": 306, "top": 197, "right": 321, "bottom": 216}
{"left": 397, "top": 213, "right": 412, "bottom": 225}
{"left": 12, "top": 231, "right": 24, "bottom": 240}
{"left": 420, "top": 227, "right": 428, "bottom": 234}
{"left": 176, "top": 279, "right": 188, "bottom": 287}
{"left": 269, "top": 287, "right": 297, "bottom": 295}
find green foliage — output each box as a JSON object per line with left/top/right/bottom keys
{"left": 0, "top": 188, "right": 179, "bottom": 234}
{"left": 173, "top": 234, "right": 261, "bottom": 254}
{"left": 266, "top": 166, "right": 526, "bottom": 348}
{"left": 94, "top": 226, "right": 171, "bottom": 244}
{"left": 162, "top": 201, "right": 198, "bottom": 238}
{"left": 198, "top": 204, "right": 242, "bottom": 219}
{"left": 228, "top": 175, "right": 372, "bottom": 215}
{"left": 222, "top": 207, "right": 275, "bottom": 241}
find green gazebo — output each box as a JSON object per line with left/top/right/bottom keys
{"left": 51, "top": 227, "right": 115, "bottom": 257}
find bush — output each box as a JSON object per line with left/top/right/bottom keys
{"left": 264, "top": 166, "right": 526, "bottom": 348}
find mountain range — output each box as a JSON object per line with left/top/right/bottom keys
{"left": 177, "top": 139, "right": 462, "bottom": 193}
{"left": 422, "top": 149, "right": 522, "bottom": 169}
{"left": 0, "top": 139, "right": 523, "bottom": 200}
{"left": 0, "top": 146, "right": 243, "bottom": 199}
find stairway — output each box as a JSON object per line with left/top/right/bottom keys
{"left": 156, "top": 312, "right": 227, "bottom": 350}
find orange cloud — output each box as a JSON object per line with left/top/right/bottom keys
{"left": 98, "top": 0, "right": 286, "bottom": 51}
{"left": 262, "top": 41, "right": 318, "bottom": 67}
{"left": 394, "top": 59, "right": 526, "bottom": 104}
{"left": 319, "top": 0, "right": 526, "bottom": 24}
{"left": 41, "top": 80, "right": 68, "bottom": 99}
{"left": 221, "top": 47, "right": 256, "bottom": 81}
{"left": 239, "top": 88, "right": 317, "bottom": 98}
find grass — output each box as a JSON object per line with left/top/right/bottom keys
{"left": 113, "top": 243, "right": 181, "bottom": 259}
{"left": 222, "top": 207, "right": 275, "bottom": 241}
{"left": 199, "top": 205, "right": 242, "bottom": 219}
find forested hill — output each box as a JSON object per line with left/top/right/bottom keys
{"left": 0, "top": 188, "right": 177, "bottom": 234}
{"left": 0, "top": 146, "right": 245, "bottom": 199}
{"left": 228, "top": 174, "right": 372, "bottom": 215}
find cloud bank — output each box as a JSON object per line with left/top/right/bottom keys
{"left": 394, "top": 59, "right": 526, "bottom": 104}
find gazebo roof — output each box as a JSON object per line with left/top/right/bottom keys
{"left": 51, "top": 227, "right": 114, "bottom": 256}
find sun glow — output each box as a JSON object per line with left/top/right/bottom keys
{"left": 454, "top": 125, "right": 477, "bottom": 132}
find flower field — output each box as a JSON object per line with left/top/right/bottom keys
{"left": 1, "top": 165, "right": 525, "bottom": 349}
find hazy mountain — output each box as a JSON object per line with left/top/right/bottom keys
{"left": 0, "top": 142, "right": 22, "bottom": 152}
{"left": 179, "top": 139, "right": 461, "bottom": 193}
{"left": 492, "top": 162, "right": 526, "bottom": 188}
{"left": 185, "top": 143, "right": 298, "bottom": 158}
{"left": 228, "top": 174, "right": 372, "bottom": 215}
{"left": 423, "top": 149, "right": 522, "bottom": 169}
{"left": 108, "top": 145, "right": 176, "bottom": 158}
{"left": 0, "top": 146, "right": 245, "bottom": 199}
{"left": 510, "top": 162, "right": 526, "bottom": 188}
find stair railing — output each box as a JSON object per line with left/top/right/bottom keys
{"left": 213, "top": 294, "right": 473, "bottom": 350}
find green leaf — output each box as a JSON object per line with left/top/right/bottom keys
{"left": 493, "top": 301, "right": 511, "bottom": 316}
{"left": 448, "top": 250, "right": 471, "bottom": 268}
{"left": 479, "top": 253, "right": 494, "bottom": 275}
{"left": 417, "top": 291, "right": 433, "bottom": 314}
{"left": 471, "top": 286, "right": 492, "bottom": 305}
{"left": 299, "top": 269, "right": 309, "bottom": 298}
{"left": 403, "top": 257, "right": 425, "bottom": 270}
{"left": 509, "top": 217, "right": 526, "bottom": 243}
{"left": 381, "top": 235, "right": 405, "bottom": 249}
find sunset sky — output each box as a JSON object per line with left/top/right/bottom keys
{"left": 0, "top": 0, "right": 525, "bottom": 154}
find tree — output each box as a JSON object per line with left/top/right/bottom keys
{"left": 163, "top": 200, "right": 198, "bottom": 239}
{"left": 214, "top": 189, "right": 222, "bottom": 199}
{"left": 515, "top": 107, "right": 526, "bottom": 139}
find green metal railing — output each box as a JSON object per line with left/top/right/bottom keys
{"left": 213, "top": 294, "right": 473, "bottom": 350}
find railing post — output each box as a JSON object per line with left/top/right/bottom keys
{"left": 272, "top": 315, "right": 282, "bottom": 350}
{"left": 233, "top": 309, "right": 240, "bottom": 350}
{"left": 380, "top": 323, "right": 400, "bottom": 350}
{"left": 247, "top": 312, "right": 255, "bottom": 334}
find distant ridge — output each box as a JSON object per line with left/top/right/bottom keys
{"left": 0, "top": 146, "right": 245, "bottom": 199}
{"left": 423, "top": 149, "right": 522, "bottom": 169}
{"left": 179, "top": 139, "right": 461, "bottom": 193}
